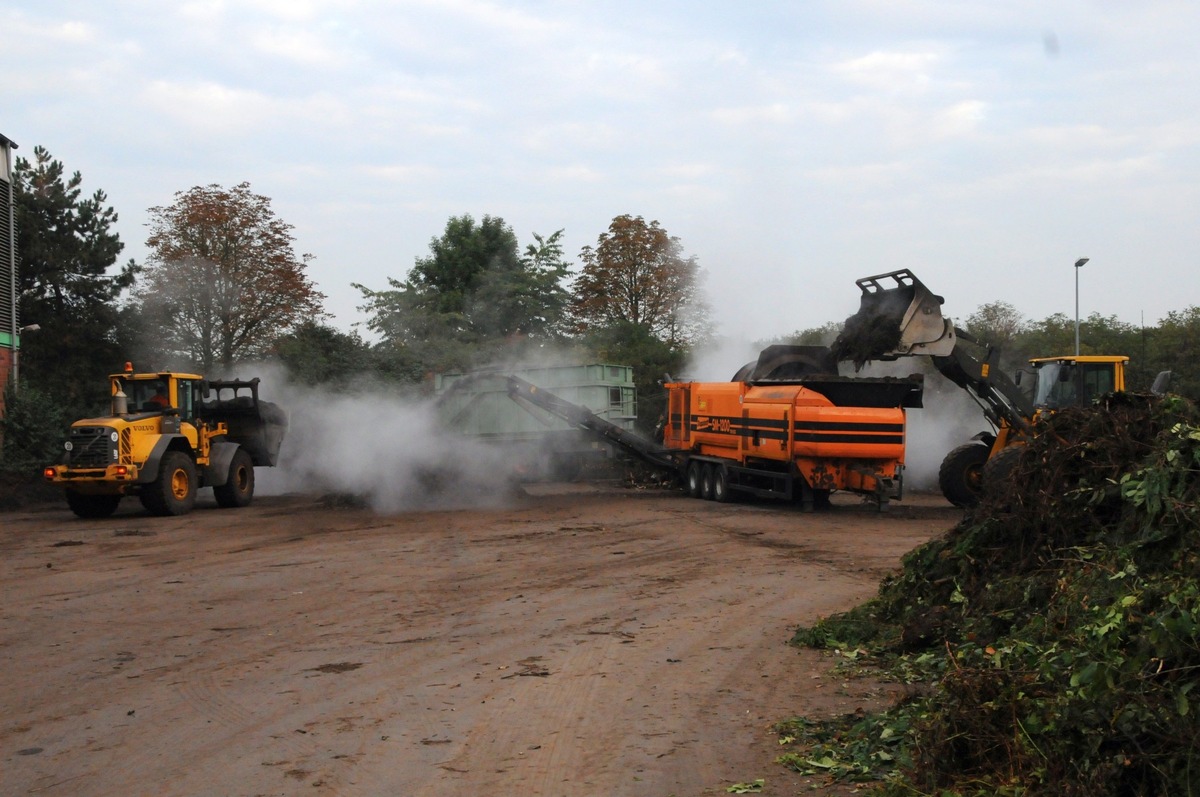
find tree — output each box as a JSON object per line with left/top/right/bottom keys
{"left": 780, "top": 321, "right": 844, "bottom": 347}
{"left": 572, "top": 215, "right": 709, "bottom": 349}
{"left": 356, "top": 215, "right": 572, "bottom": 373}
{"left": 271, "top": 322, "right": 377, "bottom": 386}
{"left": 12, "top": 146, "right": 138, "bottom": 414}
{"left": 963, "top": 301, "right": 1024, "bottom": 350}
{"left": 470, "top": 230, "right": 572, "bottom": 341}
{"left": 1141, "top": 307, "right": 1199, "bottom": 398}
{"left": 133, "top": 182, "right": 324, "bottom": 374}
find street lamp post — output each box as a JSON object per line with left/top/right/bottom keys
{"left": 1074, "top": 257, "right": 1089, "bottom": 356}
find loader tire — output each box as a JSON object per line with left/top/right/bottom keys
{"left": 141, "top": 451, "right": 197, "bottom": 516}
{"left": 214, "top": 448, "right": 255, "bottom": 508}
{"left": 982, "top": 444, "right": 1022, "bottom": 495}
{"left": 66, "top": 491, "right": 121, "bottom": 519}
{"left": 938, "top": 443, "right": 989, "bottom": 508}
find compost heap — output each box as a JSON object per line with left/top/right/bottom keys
{"left": 790, "top": 392, "right": 1200, "bottom": 796}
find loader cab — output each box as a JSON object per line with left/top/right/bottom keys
{"left": 112, "top": 367, "right": 204, "bottom": 421}
{"left": 1029, "top": 356, "right": 1128, "bottom": 410}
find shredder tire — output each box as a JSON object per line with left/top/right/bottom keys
{"left": 686, "top": 461, "right": 703, "bottom": 498}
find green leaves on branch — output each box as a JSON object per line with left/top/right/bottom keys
{"left": 788, "top": 395, "right": 1200, "bottom": 796}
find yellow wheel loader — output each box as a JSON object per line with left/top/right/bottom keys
{"left": 833, "top": 270, "right": 1148, "bottom": 507}
{"left": 43, "top": 364, "right": 286, "bottom": 518}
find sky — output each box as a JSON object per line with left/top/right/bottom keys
{"left": 5, "top": 0, "right": 1199, "bottom": 346}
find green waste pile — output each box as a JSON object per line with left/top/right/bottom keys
{"left": 787, "top": 393, "right": 1200, "bottom": 796}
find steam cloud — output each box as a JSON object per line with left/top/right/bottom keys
{"left": 248, "top": 364, "right": 520, "bottom": 512}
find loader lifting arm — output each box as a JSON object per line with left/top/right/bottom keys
{"left": 930, "top": 329, "right": 1035, "bottom": 436}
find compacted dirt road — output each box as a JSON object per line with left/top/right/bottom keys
{"left": 2, "top": 485, "right": 957, "bottom": 797}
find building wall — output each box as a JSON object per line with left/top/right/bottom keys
{"left": 1, "top": 133, "right": 16, "bottom": 420}
{"left": 0, "top": 346, "right": 11, "bottom": 415}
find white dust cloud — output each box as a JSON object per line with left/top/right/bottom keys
{"left": 246, "top": 365, "right": 519, "bottom": 513}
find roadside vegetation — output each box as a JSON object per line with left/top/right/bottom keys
{"left": 786, "top": 392, "right": 1200, "bottom": 795}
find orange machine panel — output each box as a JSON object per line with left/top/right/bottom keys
{"left": 664, "top": 381, "right": 906, "bottom": 466}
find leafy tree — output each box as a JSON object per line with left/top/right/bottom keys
{"left": 963, "top": 301, "right": 1023, "bottom": 350}
{"left": 356, "top": 216, "right": 571, "bottom": 373}
{"left": 12, "top": 146, "right": 138, "bottom": 414}
{"left": 1144, "top": 307, "right": 1200, "bottom": 399}
{"left": 780, "top": 321, "right": 843, "bottom": 347}
{"left": 572, "top": 215, "right": 709, "bottom": 349}
{"left": 133, "top": 182, "right": 325, "bottom": 374}
{"left": 1, "top": 382, "right": 68, "bottom": 473}
{"left": 271, "top": 321, "right": 377, "bottom": 386}
{"left": 470, "top": 230, "right": 572, "bottom": 341}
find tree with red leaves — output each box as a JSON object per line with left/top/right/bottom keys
{"left": 571, "top": 215, "right": 707, "bottom": 349}
{"left": 134, "top": 182, "right": 324, "bottom": 373}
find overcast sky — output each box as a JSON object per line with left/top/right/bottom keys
{"left": 5, "top": 0, "right": 1199, "bottom": 345}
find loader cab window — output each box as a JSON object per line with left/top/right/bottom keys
{"left": 1033, "top": 362, "right": 1117, "bottom": 409}
{"left": 129, "top": 379, "right": 171, "bottom": 411}
{"left": 176, "top": 379, "right": 196, "bottom": 421}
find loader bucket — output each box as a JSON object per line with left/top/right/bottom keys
{"left": 832, "top": 269, "right": 956, "bottom": 367}
{"left": 198, "top": 379, "right": 288, "bottom": 466}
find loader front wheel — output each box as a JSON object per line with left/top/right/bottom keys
{"left": 214, "top": 448, "right": 255, "bottom": 508}
{"left": 141, "top": 451, "right": 197, "bottom": 516}
{"left": 938, "top": 443, "right": 989, "bottom": 508}
{"left": 982, "top": 444, "right": 1022, "bottom": 496}
{"left": 66, "top": 491, "right": 121, "bottom": 519}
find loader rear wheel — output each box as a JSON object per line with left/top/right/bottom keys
{"left": 141, "top": 451, "right": 197, "bottom": 516}
{"left": 938, "top": 443, "right": 990, "bottom": 508}
{"left": 686, "top": 461, "right": 703, "bottom": 498}
{"left": 214, "top": 448, "right": 255, "bottom": 508}
{"left": 66, "top": 491, "right": 121, "bottom": 519}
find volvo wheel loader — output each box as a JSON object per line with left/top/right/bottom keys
{"left": 832, "top": 269, "right": 1139, "bottom": 507}
{"left": 43, "top": 364, "right": 287, "bottom": 518}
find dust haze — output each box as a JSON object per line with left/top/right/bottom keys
{"left": 247, "top": 364, "right": 519, "bottom": 512}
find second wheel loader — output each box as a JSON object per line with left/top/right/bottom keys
{"left": 832, "top": 269, "right": 1139, "bottom": 507}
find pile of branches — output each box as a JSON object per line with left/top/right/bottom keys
{"left": 788, "top": 393, "right": 1200, "bottom": 796}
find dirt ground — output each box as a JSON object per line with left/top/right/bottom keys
{"left": 1, "top": 483, "right": 958, "bottom": 797}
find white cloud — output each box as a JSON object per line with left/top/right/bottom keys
{"left": 831, "top": 50, "right": 941, "bottom": 93}
{"left": 140, "top": 80, "right": 278, "bottom": 133}
{"left": 931, "top": 99, "right": 987, "bottom": 138}
{"left": 250, "top": 27, "right": 348, "bottom": 67}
